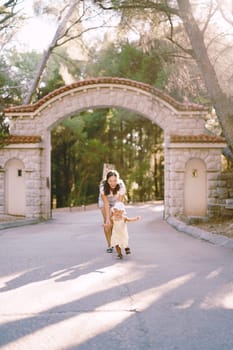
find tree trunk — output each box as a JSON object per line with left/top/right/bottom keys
{"left": 24, "top": 0, "right": 78, "bottom": 104}
{"left": 177, "top": 0, "right": 233, "bottom": 152}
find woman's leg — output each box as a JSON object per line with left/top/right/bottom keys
{"left": 101, "top": 207, "right": 112, "bottom": 248}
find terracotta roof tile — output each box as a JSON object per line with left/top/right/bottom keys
{"left": 0, "top": 135, "right": 41, "bottom": 145}
{"left": 4, "top": 77, "right": 209, "bottom": 114}
{"left": 170, "top": 134, "right": 226, "bottom": 143}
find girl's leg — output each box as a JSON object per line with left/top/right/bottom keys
{"left": 101, "top": 207, "right": 112, "bottom": 248}
{"left": 125, "top": 247, "right": 131, "bottom": 255}
{"left": 116, "top": 245, "right": 123, "bottom": 259}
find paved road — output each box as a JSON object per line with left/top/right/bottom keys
{"left": 0, "top": 203, "right": 232, "bottom": 350}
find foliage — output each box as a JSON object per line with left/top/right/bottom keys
{"left": 7, "top": 50, "right": 42, "bottom": 101}
{"left": 85, "top": 41, "right": 171, "bottom": 88}
{"left": 85, "top": 36, "right": 208, "bottom": 104}
{"left": 37, "top": 67, "right": 65, "bottom": 99}
{"left": 0, "top": 55, "right": 22, "bottom": 138}
{"left": 51, "top": 115, "right": 107, "bottom": 207}
{"left": 94, "top": 0, "right": 233, "bottom": 156}
{"left": 3, "top": 48, "right": 75, "bottom": 102}
{"left": 0, "top": 0, "right": 24, "bottom": 49}
{"left": 51, "top": 109, "right": 164, "bottom": 207}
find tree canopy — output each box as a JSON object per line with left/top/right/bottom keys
{"left": 94, "top": 0, "right": 233, "bottom": 155}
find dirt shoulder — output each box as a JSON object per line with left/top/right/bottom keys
{"left": 191, "top": 217, "right": 233, "bottom": 239}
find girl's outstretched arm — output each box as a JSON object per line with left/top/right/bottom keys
{"left": 125, "top": 216, "right": 141, "bottom": 223}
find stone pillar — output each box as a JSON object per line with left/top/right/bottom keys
{"left": 165, "top": 147, "right": 185, "bottom": 218}
{"left": 40, "top": 131, "right": 51, "bottom": 219}
{"left": 167, "top": 137, "right": 226, "bottom": 219}
{"left": 0, "top": 144, "right": 46, "bottom": 219}
{"left": 0, "top": 169, "right": 5, "bottom": 214}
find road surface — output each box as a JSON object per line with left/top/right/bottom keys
{"left": 0, "top": 203, "right": 232, "bottom": 349}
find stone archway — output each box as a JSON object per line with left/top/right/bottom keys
{"left": 1, "top": 77, "right": 226, "bottom": 219}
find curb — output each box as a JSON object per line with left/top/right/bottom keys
{"left": 0, "top": 204, "right": 98, "bottom": 231}
{"left": 0, "top": 218, "right": 41, "bottom": 230}
{"left": 167, "top": 216, "right": 233, "bottom": 250}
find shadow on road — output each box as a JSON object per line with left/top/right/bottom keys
{"left": 0, "top": 203, "right": 232, "bottom": 349}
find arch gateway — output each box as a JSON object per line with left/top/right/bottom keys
{"left": 0, "top": 77, "right": 226, "bottom": 220}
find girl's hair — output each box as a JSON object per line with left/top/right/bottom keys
{"left": 103, "top": 170, "right": 120, "bottom": 195}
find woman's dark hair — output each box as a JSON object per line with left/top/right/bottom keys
{"left": 103, "top": 171, "right": 120, "bottom": 195}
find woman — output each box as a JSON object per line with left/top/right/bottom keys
{"left": 99, "top": 170, "right": 126, "bottom": 252}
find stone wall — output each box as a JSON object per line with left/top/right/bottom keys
{"left": 208, "top": 172, "right": 233, "bottom": 217}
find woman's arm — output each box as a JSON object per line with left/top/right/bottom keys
{"left": 103, "top": 211, "right": 114, "bottom": 228}
{"left": 118, "top": 194, "right": 125, "bottom": 202}
{"left": 101, "top": 194, "right": 111, "bottom": 225}
{"left": 118, "top": 180, "right": 126, "bottom": 202}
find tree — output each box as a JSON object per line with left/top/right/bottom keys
{"left": 51, "top": 106, "right": 164, "bottom": 207}
{"left": 0, "top": 55, "right": 22, "bottom": 139}
{"left": 24, "top": 0, "right": 79, "bottom": 103}
{"left": 177, "top": 0, "right": 233, "bottom": 157}
{"left": 85, "top": 40, "right": 178, "bottom": 94}
{"left": 7, "top": 50, "right": 42, "bottom": 101}
{"left": 51, "top": 114, "right": 108, "bottom": 207}
{"left": 0, "top": 0, "right": 23, "bottom": 49}
{"left": 94, "top": 0, "right": 233, "bottom": 156}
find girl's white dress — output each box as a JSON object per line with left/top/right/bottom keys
{"left": 111, "top": 217, "right": 129, "bottom": 248}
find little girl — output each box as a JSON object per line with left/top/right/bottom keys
{"left": 110, "top": 202, "right": 141, "bottom": 259}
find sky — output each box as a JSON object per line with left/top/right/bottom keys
{"left": 13, "top": 0, "right": 57, "bottom": 52}
{"left": 12, "top": 0, "right": 118, "bottom": 53}
{"left": 14, "top": 18, "right": 55, "bottom": 52}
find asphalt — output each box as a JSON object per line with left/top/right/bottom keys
{"left": 1, "top": 204, "right": 233, "bottom": 250}
{"left": 0, "top": 203, "right": 232, "bottom": 350}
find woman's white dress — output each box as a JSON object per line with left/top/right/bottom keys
{"left": 111, "top": 217, "right": 129, "bottom": 248}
